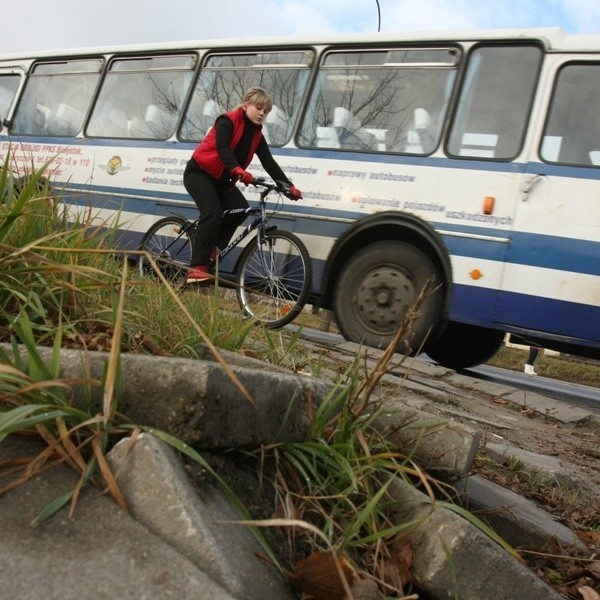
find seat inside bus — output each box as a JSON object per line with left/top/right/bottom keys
{"left": 458, "top": 132, "right": 498, "bottom": 158}
{"left": 145, "top": 104, "right": 173, "bottom": 138}
{"left": 414, "top": 108, "right": 435, "bottom": 153}
{"left": 316, "top": 126, "right": 340, "bottom": 148}
{"left": 46, "top": 102, "right": 85, "bottom": 136}
{"left": 106, "top": 107, "right": 129, "bottom": 137}
{"left": 333, "top": 106, "right": 377, "bottom": 151}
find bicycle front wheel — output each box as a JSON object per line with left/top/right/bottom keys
{"left": 138, "top": 216, "right": 192, "bottom": 282}
{"left": 237, "top": 229, "right": 312, "bottom": 329}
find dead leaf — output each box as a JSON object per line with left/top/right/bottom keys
{"left": 286, "top": 551, "right": 357, "bottom": 600}
{"left": 577, "top": 530, "right": 600, "bottom": 546}
{"left": 586, "top": 560, "right": 600, "bottom": 579}
{"left": 578, "top": 585, "right": 600, "bottom": 600}
{"left": 382, "top": 539, "right": 414, "bottom": 592}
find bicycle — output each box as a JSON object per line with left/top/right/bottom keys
{"left": 137, "top": 178, "right": 313, "bottom": 329}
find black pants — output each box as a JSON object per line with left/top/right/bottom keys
{"left": 183, "top": 160, "right": 248, "bottom": 266}
{"left": 526, "top": 346, "right": 540, "bottom": 366}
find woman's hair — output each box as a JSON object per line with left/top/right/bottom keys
{"left": 234, "top": 87, "right": 273, "bottom": 111}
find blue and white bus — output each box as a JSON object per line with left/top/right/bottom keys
{"left": 1, "top": 27, "right": 598, "bottom": 368}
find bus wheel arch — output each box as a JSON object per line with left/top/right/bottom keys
{"left": 323, "top": 212, "right": 452, "bottom": 355}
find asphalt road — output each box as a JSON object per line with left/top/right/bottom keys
{"left": 292, "top": 325, "right": 600, "bottom": 410}
{"left": 462, "top": 363, "right": 600, "bottom": 409}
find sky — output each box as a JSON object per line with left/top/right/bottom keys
{"left": 2, "top": 0, "right": 599, "bottom": 55}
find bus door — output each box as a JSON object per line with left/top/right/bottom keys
{"left": 495, "top": 57, "right": 600, "bottom": 345}
{"left": 445, "top": 43, "right": 544, "bottom": 327}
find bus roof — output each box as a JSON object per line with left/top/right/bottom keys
{"left": 1, "top": 27, "right": 598, "bottom": 61}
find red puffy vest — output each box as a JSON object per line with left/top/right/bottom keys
{"left": 191, "top": 107, "right": 263, "bottom": 179}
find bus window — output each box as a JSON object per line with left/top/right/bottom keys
{"left": 447, "top": 44, "right": 542, "bottom": 160}
{"left": 180, "top": 50, "right": 313, "bottom": 144}
{"left": 298, "top": 47, "right": 459, "bottom": 154}
{"left": 87, "top": 54, "right": 195, "bottom": 140}
{"left": 0, "top": 73, "right": 21, "bottom": 128}
{"left": 11, "top": 59, "right": 102, "bottom": 137}
{"left": 541, "top": 62, "right": 600, "bottom": 167}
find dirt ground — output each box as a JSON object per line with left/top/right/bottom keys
{"left": 409, "top": 365, "right": 600, "bottom": 514}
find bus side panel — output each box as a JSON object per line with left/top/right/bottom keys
{"left": 496, "top": 163, "right": 600, "bottom": 346}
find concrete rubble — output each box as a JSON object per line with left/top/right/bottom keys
{"left": 1, "top": 338, "right": 597, "bottom": 599}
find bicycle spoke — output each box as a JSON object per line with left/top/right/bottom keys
{"left": 237, "top": 230, "right": 312, "bottom": 328}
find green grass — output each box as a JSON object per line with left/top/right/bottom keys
{"left": 487, "top": 346, "right": 600, "bottom": 387}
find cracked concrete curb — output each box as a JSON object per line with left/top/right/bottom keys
{"left": 386, "top": 477, "right": 564, "bottom": 600}
{"left": 1, "top": 344, "right": 327, "bottom": 448}
{"left": 106, "top": 433, "right": 293, "bottom": 600}
{"left": 452, "top": 474, "right": 587, "bottom": 551}
{"left": 372, "top": 397, "right": 481, "bottom": 477}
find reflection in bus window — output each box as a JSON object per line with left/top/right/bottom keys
{"left": 87, "top": 55, "right": 195, "bottom": 140}
{"left": 447, "top": 44, "right": 542, "bottom": 160}
{"left": 12, "top": 60, "right": 102, "bottom": 137}
{"left": 298, "top": 48, "right": 459, "bottom": 154}
{"left": 0, "top": 74, "right": 21, "bottom": 127}
{"left": 542, "top": 63, "right": 600, "bottom": 167}
{"left": 180, "top": 50, "right": 313, "bottom": 144}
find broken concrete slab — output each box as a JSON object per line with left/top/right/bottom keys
{"left": 0, "top": 436, "right": 238, "bottom": 600}
{"left": 445, "top": 373, "right": 518, "bottom": 398}
{"left": 439, "top": 405, "right": 517, "bottom": 430}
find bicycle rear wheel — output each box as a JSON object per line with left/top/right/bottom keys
{"left": 237, "top": 229, "right": 312, "bottom": 329}
{"left": 138, "top": 216, "right": 192, "bottom": 282}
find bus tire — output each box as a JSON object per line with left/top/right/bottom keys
{"left": 426, "top": 322, "right": 504, "bottom": 369}
{"left": 333, "top": 240, "right": 444, "bottom": 355}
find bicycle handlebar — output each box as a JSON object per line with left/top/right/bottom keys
{"left": 251, "top": 177, "right": 302, "bottom": 201}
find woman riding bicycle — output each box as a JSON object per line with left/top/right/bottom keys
{"left": 183, "top": 86, "right": 302, "bottom": 284}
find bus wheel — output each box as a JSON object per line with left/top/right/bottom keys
{"left": 333, "top": 241, "right": 444, "bottom": 355}
{"left": 426, "top": 322, "right": 504, "bottom": 369}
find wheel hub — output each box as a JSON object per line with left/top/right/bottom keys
{"left": 354, "top": 267, "right": 414, "bottom": 333}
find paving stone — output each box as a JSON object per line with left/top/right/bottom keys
{"left": 502, "top": 390, "right": 593, "bottom": 423}
{"left": 485, "top": 441, "right": 580, "bottom": 489}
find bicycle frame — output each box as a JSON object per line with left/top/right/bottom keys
{"left": 153, "top": 185, "right": 271, "bottom": 266}
{"left": 214, "top": 184, "right": 274, "bottom": 264}
{"left": 216, "top": 205, "right": 263, "bottom": 261}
